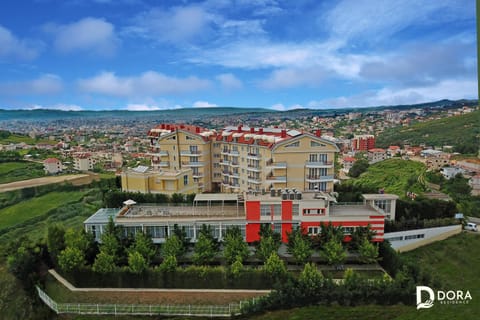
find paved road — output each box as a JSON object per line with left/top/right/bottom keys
{"left": 0, "top": 174, "right": 95, "bottom": 192}
{"left": 48, "top": 269, "right": 271, "bottom": 294}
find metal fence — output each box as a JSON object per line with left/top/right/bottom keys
{"left": 36, "top": 286, "right": 244, "bottom": 317}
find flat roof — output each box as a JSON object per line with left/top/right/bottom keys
{"left": 362, "top": 194, "right": 399, "bottom": 200}
{"left": 84, "top": 208, "right": 120, "bottom": 224}
{"left": 329, "top": 204, "right": 379, "bottom": 216}
{"left": 194, "top": 194, "right": 239, "bottom": 202}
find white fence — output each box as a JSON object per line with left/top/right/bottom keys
{"left": 36, "top": 286, "right": 243, "bottom": 317}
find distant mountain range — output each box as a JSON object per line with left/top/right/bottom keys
{"left": 0, "top": 99, "right": 476, "bottom": 122}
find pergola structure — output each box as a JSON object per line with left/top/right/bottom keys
{"left": 193, "top": 193, "right": 241, "bottom": 216}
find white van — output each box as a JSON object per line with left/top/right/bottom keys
{"left": 465, "top": 222, "right": 477, "bottom": 232}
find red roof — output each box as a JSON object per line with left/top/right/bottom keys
{"left": 388, "top": 146, "right": 400, "bottom": 150}
{"left": 368, "top": 148, "right": 386, "bottom": 153}
{"left": 343, "top": 157, "right": 356, "bottom": 162}
{"left": 44, "top": 158, "right": 60, "bottom": 164}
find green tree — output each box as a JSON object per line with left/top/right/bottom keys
{"left": 349, "top": 225, "right": 376, "bottom": 250}
{"left": 162, "top": 234, "right": 184, "bottom": 259}
{"left": 223, "top": 226, "right": 249, "bottom": 264}
{"left": 230, "top": 256, "right": 244, "bottom": 278}
{"left": 131, "top": 232, "right": 156, "bottom": 265}
{"left": 358, "top": 239, "right": 379, "bottom": 264}
{"left": 256, "top": 235, "right": 280, "bottom": 263}
{"left": 128, "top": 251, "right": 147, "bottom": 274}
{"left": 92, "top": 251, "right": 115, "bottom": 273}
{"left": 263, "top": 252, "right": 287, "bottom": 278}
{"left": 193, "top": 233, "right": 216, "bottom": 265}
{"left": 46, "top": 224, "right": 65, "bottom": 264}
{"left": 64, "top": 228, "right": 89, "bottom": 253}
{"left": 159, "top": 255, "right": 177, "bottom": 272}
{"left": 313, "top": 222, "right": 345, "bottom": 248}
{"left": 58, "top": 247, "right": 85, "bottom": 272}
{"left": 348, "top": 159, "right": 369, "bottom": 178}
{"left": 322, "top": 238, "right": 346, "bottom": 267}
{"left": 286, "top": 227, "right": 312, "bottom": 265}
{"left": 298, "top": 262, "right": 323, "bottom": 295}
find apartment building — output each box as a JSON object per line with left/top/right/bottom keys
{"left": 43, "top": 157, "right": 62, "bottom": 174}
{"left": 367, "top": 148, "right": 387, "bottom": 164}
{"left": 140, "top": 124, "right": 339, "bottom": 194}
{"left": 84, "top": 191, "right": 398, "bottom": 244}
{"left": 121, "top": 165, "right": 198, "bottom": 195}
{"left": 352, "top": 134, "right": 375, "bottom": 152}
{"left": 73, "top": 152, "right": 97, "bottom": 171}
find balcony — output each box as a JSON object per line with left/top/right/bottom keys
{"left": 230, "top": 151, "right": 240, "bottom": 157}
{"left": 182, "top": 161, "right": 205, "bottom": 167}
{"left": 247, "top": 177, "right": 262, "bottom": 184}
{"left": 180, "top": 150, "right": 202, "bottom": 156}
{"left": 247, "top": 153, "right": 261, "bottom": 160}
{"left": 221, "top": 149, "right": 231, "bottom": 155}
{"left": 219, "top": 159, "right": 230, "bottom": 166}
{"left": 152, "top": 161, "right": 169, "bottom": 167}
{"left": 148, "top": 150, "right": 168, "bottom": 157}
{"left": 221, "top": 170, "right": 230, "bottom": 176}
{"left": 247, "top": 165, "right": 262, "bottom": 172}
{"left": 230, "top": 172, "right": 240, "bottom": 178}
{"left": 230, "top": 161, "right": 240, "bottom": 167}
{"left": 266, "top": 160, "right": 287, "bottom": 169}
{"left": 306, "top": 175, "right": 334, "bottom": 182}
{"left": 266, "top": 175, "right": 287, "bottom": 183}
{"left": 305, "top": 161, "right": 333, "bottom": 168}
{"left": 193, "top": 173, "right": 204, "bottom": 178}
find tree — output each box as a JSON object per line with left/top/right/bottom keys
{"left": 263, "top": 252, "right": 287, "bottom": 278}
{"left": 128, "top": 251, "right": 147, "bottom": 274}
{"left": 64, "top": 228, "right": 89, "bottom": 253}
{"left": 162, "top": 234, "right": 184, "bottom": 259}
{"left": 159, "top": 255, "right": 177, "bottom": 272}
{"left": 100, "top": 232, "right": 120, "bottom": 261}
{"left": 58, "top": 247, "right": 85, "bottom": 272}
{"left": 230, "top": 256, "right": 244, "bottom": 278}
{"left": 130, "top": 232, "right": 156, "bottom": 265}
{"left": 193, "top": 233, "right": 216, "bottom": 265}
{"left": 92, "top": 252, "right": 115, "bottom": 273}
{"left": 46, "top": 224, "right": 65, "bottom": 264}
{"left": 286, "top": 227, "right": 312, "bottom": 265}
{"left": 256, "top": 235, "right": 280, "bottom": 263}
{"left": 348, "top": 159, "right": 369, "bottom": 178}
{"left": 322, "top": 238, "right": 346, "bottom": 267}
{"left": 223, "top": 227, "right": 249, "bottom": 264}
{"left": 358, "top": 239, "right": 379, "bottom": 264}
{"left": 312, "top": 222, "right": 345, "bottom": 248}
{"left": 349, "top": 225, "right": 376, "bottom": 250}
{"left": 298, "top": 263, "right": 323, "bottom": 295}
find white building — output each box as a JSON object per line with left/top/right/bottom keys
{"left": 43, "top": 158, "right": 62, "bottom": 174}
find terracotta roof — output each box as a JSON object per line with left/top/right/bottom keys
{"left": 368, "top": 148, "right": 386, "bottom": 153}
{"left": 44, "top": 158, "right": 60, "bottom": 164}
{"left": 343, "top": 157, "right": 356, "bottom": 162}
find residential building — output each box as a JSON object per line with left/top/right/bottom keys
{"left": 441, "top": 167, "right": 465, "bottom": 180}
{"left": 73, "top": 152, "right": 96, "bottom": 171}
{"left": 121, "top": 166, "right": 198, "bottom": 195}
{"left": 351, "top": 134, "right": 375, "bottom": 151}
{"left": 367, "top": 148, "right": 387, "bottom": 164}
{"left": 43, "top": 157, "right": 62, "bottom": 174}
{"left": 84, "top": 191, "right": 398, "bottom": 244}
{"left": 142, "top": 124, "right": 339, "bottom": 194}
{"left": 342, "top": 156, "right": 356, "bottom": 173}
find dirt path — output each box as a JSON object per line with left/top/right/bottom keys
{"left": 0, "top": 174, "right": 98, "bottom": 192}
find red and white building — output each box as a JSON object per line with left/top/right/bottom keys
{"left": 352, "top": 135, "right": 375, "bottom": 152}
{"left": 43, "top": 157, "right": 63, "bottom": 174}
{"left": 84, "top": 192, "right": 398, "bottom": 244}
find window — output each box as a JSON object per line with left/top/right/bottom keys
{"left": 285, "top": 141, "right": 299, "bottom": 148}
{"left": 273, "top": 223, "right": 282, "bottom": 234}
{"left": 186, "top": 136, "right": 195, "bottom": 140}
{"left": 311, "top": 141, "right": 326, "bottom": 147}
{"left": 308, "top": 227, "right": 319, "bottom": 235}
{"left": 292, "top": 204, "right": 300, "bottom": 216}
{"left": 303, "top": 208, "right": 325, "bottom": 215}
{"left": 385, "top": 236, "right": 403, "bottom": 242}
{"left": 260, "top": 204, "right": 271, "bottom": 216}
{"left": 374, "top": 200, "right": 392, "bottom": 213}
{"left": 405, "top": 234, "right": 425, "bottom": 240}
{"left": 190, "top": 145, "right": 198, "bottom": 153}
{"left": 273, "top": 204, "right": 281, "bottom": 216}
{"left": 183, "top": 175, "right": 188, "bottom": 185}
{"left": 343, "top": 227, "right": 354, "bottom": 234}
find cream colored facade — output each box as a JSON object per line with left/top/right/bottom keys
{"left": 121, "top": 167, "right": 198, "bottom": 195}
{"left": 142, "top": 124, "right": 339, "bottom": 194}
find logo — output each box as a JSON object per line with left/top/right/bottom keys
{"left": 416, "top": 286, "right": 472, "bottom": 310}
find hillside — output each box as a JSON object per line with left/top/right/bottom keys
{"left": 377, "top": 110, "right": 480, "bottom": 153}
{"left": 352, "top": 159, "right": 426, "bottom": 197}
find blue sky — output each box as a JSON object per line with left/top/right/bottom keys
{"left": 0, "top": 0, "right": 476, "bottom": 111}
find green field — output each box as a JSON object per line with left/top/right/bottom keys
{"left": 0, "top": 161, "right": 45, "bottom": 184}
{"left": 0, "top": 133, "right": 54, "bottom": 145}
{"left": 353, "top": 158, "right": 426, "bottom": 197}
{"left": 0, "top": 191, "right": 86, "bottom": 231}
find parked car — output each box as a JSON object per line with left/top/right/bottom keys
{"left": 464, "top": 222, "right": 478, "bottom": 232}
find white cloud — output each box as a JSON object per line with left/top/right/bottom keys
{"left": 260, "top": 67, "right": 326, "bottom": 89}
{"left": 51, "top": 17, "right": 118, "bottom": 55}
{"left": 271, "top": 103, "right": 303, "bottom": 111}
{"left": 28, "top": 103, "right": 82, "bottom": 111}
{"left": 309, "top": 79, "right": 477, "bottom": 108}
{"left": 0, "top": 25, "right": 42, "bottom": 60}
{"left": 0, "top": 74, "right": 63, "bottom": 95}
{"left": 77, "top": 71, "right": 211, "bottom": 97}
{"left": 128, "top": 6, "right": 213, "bottom": 44}
{"left": 124, "top": 104, "right": 161, "bottom": 111}
{"left": 216, "top": 73, "right": 243, "bottom": 90}
{"left": 192, "top": 101, "right": 218, "bottom": 108}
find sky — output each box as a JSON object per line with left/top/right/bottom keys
{"left": 0, "top": 0, "right": 476, "bottom": 111}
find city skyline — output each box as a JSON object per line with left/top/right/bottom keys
{"left": 0, "top": 0, "right": 476, "bottom": 111}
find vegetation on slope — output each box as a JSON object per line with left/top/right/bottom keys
{"left": 377, "top": 110, "right": 480, "bottom": 154}
{"left": 0, "top": 161, "right": 45, "bottom": 184}
{"left": 352, "top": 159, "right": 426, "bottom": 197}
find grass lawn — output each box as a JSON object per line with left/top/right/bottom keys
{"left": 0, "top": 161, "right": 45, "bottom": 184}
{"left": 0, "top": 191, "right": 86, "bottom": 230}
